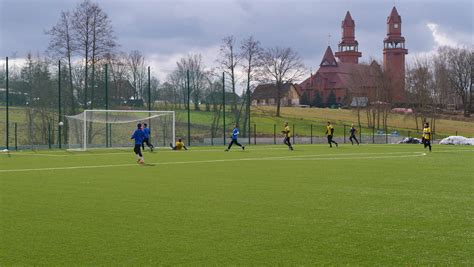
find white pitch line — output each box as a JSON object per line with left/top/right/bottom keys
{"left": 0, "top": 151, "right": 426, "bottom": 173}
{"left": 280, "top": 153, "right": 426, "bottom": 161}
{"left": 0, "top": 146, "right": 292, "bottom": 157}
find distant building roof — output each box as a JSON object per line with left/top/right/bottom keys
{"left": 252, "top": 83, "right": 301, "bottom": 100}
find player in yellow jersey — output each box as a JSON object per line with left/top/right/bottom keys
{"left": 169, "top": 138, "right": 188, "bottom": 150}
{"left": 281, "top": 122, "right": 294, "bottom": 150}
{"left": 422, "top": 122, "right": 432, "bottom": 152}
{"left": 325, "top": 121, "right": 338, "bottom": 148}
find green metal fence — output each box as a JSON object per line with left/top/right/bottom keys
{"left": 1, "top": 56, "right": 469, "bottom": 151}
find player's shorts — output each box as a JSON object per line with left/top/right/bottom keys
{"left": 134, "top": 144, "right": 142, "bottom": 154}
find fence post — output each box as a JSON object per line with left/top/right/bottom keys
{"left": 211, "top": 129, "right": 214, "bottom": 146}
{"left": 162, "top": 127, "right": 166, "bottom": 147}
{"left": 58, "top": 60, "right": 62, "bottom": 149}
{"left": 385, "top": 125, "right": 388, "bottom": 144}
{"left": 343, "top": 124, "right": 346, "bottom": 144}
{"left": 105, "top": 63, "right": 109, "bottom": 147}
{"left": 5, "top": 57, "right": 9, "bottom": 150}
{"left": 109, "top": 124, "right": 112, "bottom": 147}
{"left": 273, "top": 124, "right": 276, "bottom": 144}
{"left": 48, "top": 123, "right": 51, "bottom": 149}
{"left": 254, "top": 124, "right": 256, "bottom": 145}
{"left": 359, "top": 125, "right": 362, "bottom": 144}
{"left": 310, "top": 124, "right": 313, "bottom": 144}
{"left": 292, "top": 124, "right": 295, "bottom": 144}
{"left": 455, "top": 131, "right": 458, "bottom": 136}
{"left": 372, "top": 126, "right": 375, "bottom": 144}
{"left": 15, "top": 123, "right": 17, "bottom": 151}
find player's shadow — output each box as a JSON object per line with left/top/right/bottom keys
{"left": 142, "top": 163, "right": 156, "bottom": 167}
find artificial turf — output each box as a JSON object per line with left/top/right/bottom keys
{"left": 0, "top": 144, "right": 473, "bottom": 265}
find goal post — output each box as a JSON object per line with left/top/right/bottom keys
{"left": 66, "top": 110, "right": 175, "bottom": 151}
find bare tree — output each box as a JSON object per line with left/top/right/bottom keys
{"left": 127, "top": 50, "right": 147, "bottom": 100}
{"left": 177, "top": 54, "right": 207, "bottom": 110}
{"left": 72, "top": 0, "right": 116, "bottom": 110}
{"left": 260, "top": 47, "right": 305, "bottom": 117}
{"left": 432, "top": 47, "right": 453, "bottom": 108}
{"left": 443, "top": 46, "right": 472, "bottom": 117}
{"left": 240, "top": 36, "right": 262, "bottom": 136}
{"left": 167, "top": 69, "right": 187, "bottom": 109}
{"left": 106, "top": 52, "right": 130, "bottom": 105}
{"left": 406, "top": 57, "right": 435, "bottom": 131}
{"left": 217, "top": 36, "right": 239, "bottom": 114}
{"left": 45, "top": 11, "right": 77, "bottom": 115}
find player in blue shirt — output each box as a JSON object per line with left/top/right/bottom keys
{"left": 142, "top": 123, "right": 154, "bottom": 152}
{"left": 225, "top": 123, "right": 245, "bottom": 151}
{"left": 131, "top": 123, "right": 145, "bottom": 164}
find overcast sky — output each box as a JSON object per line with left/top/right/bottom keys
{"left": 0, "top": 0, "right": 472, "bottom": 91}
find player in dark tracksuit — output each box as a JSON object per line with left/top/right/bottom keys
{"left": 142, "top": 123, "right": 154, "bottom": 151}
{"left": 325, "top": 121, "right": 338, "bottom": 148}
{"left": 349, "top": 124, "right": 360, "bottom": 145}
{"left": 131, "top": 123, "right": 145, "bottom": 164}
{"left": 225, "top": 124, "right": 245, "bottom": 151}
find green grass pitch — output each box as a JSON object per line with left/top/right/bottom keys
{"left": 1, "top": 144, "right": 473, "bottom": 265}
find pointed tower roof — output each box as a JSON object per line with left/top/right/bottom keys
{"left": 343, "top": 11, "right": 354, "bottom": 26}
{"left": 320, "top": 46, "right": 337, "bottom": 67}
{"left": 388, "top": 6, "right": 401, "bottom": 23}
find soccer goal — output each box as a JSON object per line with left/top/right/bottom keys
{"left": 66, "top": 110, "right": 175, "bottom": 151}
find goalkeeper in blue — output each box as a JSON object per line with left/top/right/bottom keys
{"left": 142, "top": 123, "right": 154, "bottom": 151}
{"left": 225, "top": 123, "right": 245, "bottom": 151}
{"left": 131, "top": 123, "right": 145, "bottom": 164}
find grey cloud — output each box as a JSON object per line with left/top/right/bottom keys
{"left": 1, "top": 0, "right": 472, "bottom": 74}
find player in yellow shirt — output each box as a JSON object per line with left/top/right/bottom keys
{"left": 422, "top": 122, "right": 432, "bottom": 152}
{"left": 325, "top": 121, "right": 338, "bottom": 148}
{"left": 169, "top": 138, "right": 188, "bottom": 150}
{"left": 281, "top": 122, "right": 294, "bottom": 150}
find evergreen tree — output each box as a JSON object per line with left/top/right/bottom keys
{"left": 312, "top": 91, "right": 323, "bottom": 107}
{"left": 327, "top": 90, "right": 337, "bottom": 107}
{"left": 300, "top": 91, "right": 310, "bottom": 105}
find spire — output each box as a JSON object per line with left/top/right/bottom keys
{"left": 388, "top": 6, "right": 401, "bottom": 23}
{"left": 335, "top": 11, "right": 361, "bottom": 64}
{"left": 343, "top": 11, "right": 354, "bottom": 26}
{"left": 320, "top": 46, "right": 337, "bottom": 67}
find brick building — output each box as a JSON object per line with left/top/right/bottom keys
{"left": 300, "top": 7, "right": 408, "bottom": 106}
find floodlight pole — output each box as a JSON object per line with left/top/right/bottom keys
{"left": 148, "top": 66, "right": 151, "bottom": 143}
{"left": 187, "top": 69, "right": 191, "bottom": 146}
{"left": 246, "top": 78, "right": 251, "bottom": 144}
{"left": 5, "top": 57, "right": 9, "bottom": 150}
{"left": 58, "top": 60, "right": 62, "bottom": 149}
{"left": 105, "top": 64, "right": 109, "bottom": 147}
{"left": 148, "top": 66, "right": 151, "bottom": 111}
{"left": 222, "top": 72, "right": 226, "bottom": 145}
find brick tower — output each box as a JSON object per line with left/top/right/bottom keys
{"left": 335, "top": 11, "right": 362, "bottom": 64}
{"left": 383, "top": 6, "right": 408, "bottom": 103}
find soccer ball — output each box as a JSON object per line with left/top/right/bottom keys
{"left": 58, "top": 121, "right": 64, "bottom": 126}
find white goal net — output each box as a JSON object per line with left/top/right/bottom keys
{"left": 66, "top": 110, "right": 175, "bottom": 150}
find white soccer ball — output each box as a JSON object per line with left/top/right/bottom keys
{"left": 59, "top": 121, "right": 64, "bottom": 126}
